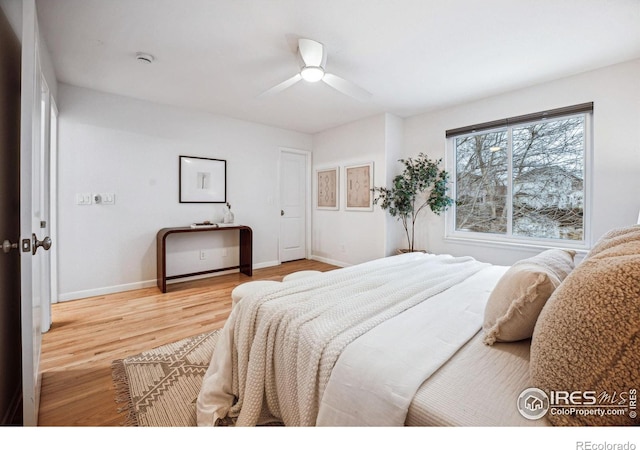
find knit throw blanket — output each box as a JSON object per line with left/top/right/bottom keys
{"left": 197, "top": 252, "right": 489, "bottom": 426}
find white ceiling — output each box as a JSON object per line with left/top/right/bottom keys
{"left": 36, "top": 0, "right": 640, "bottom": 135}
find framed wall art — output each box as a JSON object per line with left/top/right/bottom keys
{"left": 345, "top": 162, "right": 374, "bottom": 211}
{"left": 316, "top": 167, "right": 339, "bottom": 210}
{"left": 179, "top": 155, "right": 227, "bottom": 203}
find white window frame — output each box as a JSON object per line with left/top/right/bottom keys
{"left": 445, "top": 111, "right": 593, "bottom": 251}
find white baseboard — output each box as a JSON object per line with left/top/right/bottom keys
{"left": 310, "top": 255, "right": 350, "bottom": 268}
{"left": 254, "top": 260, "right": 281, "bottom": 270}
{"left": 58, "top": 260, "right": 282, "bottom": 302}
{"left": 58, "top": 279, "right": 158, "bottom": 302}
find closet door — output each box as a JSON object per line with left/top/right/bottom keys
{"left": 279, "top": 149, "right": 309, "bottom": 262}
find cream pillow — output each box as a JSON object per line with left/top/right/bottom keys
{"left": 483, "top": 249, "right": 576, "bottom": 345}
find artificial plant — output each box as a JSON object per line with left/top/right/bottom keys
{"left": 372, "top": 153, "right": 454, "bottom": 252}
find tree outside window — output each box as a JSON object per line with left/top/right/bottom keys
{"left": 453, "top": 114, "right": 586, "bottom": 243}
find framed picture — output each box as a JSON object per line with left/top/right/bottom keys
{"left": 345, "top": 162, "right": 374, "bottom": 211}
{"left": 179, "top": 155, "right": 227, "bottom": 203}
{"left": 316, "top": 167, "right": 339, "bottom": 210}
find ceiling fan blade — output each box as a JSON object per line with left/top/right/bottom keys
{"left": 258, "top": 73, "right": 302, "bottom": 98}
{"left": 322, "top": 73, "right": 372, "bottom": 102}
{"left": 298, "top": 38, "right": 325, "bottom": 67}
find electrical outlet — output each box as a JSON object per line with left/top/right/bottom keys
{"left": 199, "top": 250, "right": 206, "bottom": 260}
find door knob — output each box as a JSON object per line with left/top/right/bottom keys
{"left": 32, "top": 233, "right": 52, "bottom": 255}
{"left": 2, "top": 239, "right": 18, "bottom": 254}
{"left": 281, "top": 210, "right": 285, "bottom": 216}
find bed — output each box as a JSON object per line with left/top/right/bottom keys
{"left": 196, "top": 225, "right": 640, "bottom": 427}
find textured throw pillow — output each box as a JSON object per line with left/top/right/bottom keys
{"left": 530, "top": 225, "right": 640, "bottom": 426}
{"left": 585, "top": 225, "right": 640, "bottom": 260}
{"left": 482, "top": 249, "right": 576, "bottom": 345}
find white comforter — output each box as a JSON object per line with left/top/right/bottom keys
{"left": 196, "top": 252, "right": 502, "bottom": 427}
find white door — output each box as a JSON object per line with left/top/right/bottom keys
{"left": 20, "top": 0, "right": 52, "bottom": 425}
{"left": 279, "top": 150, "right": 308, "bottom": 262}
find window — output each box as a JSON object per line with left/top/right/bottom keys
{"left": 447, "top": 103, "right": 592, "bottom": 247}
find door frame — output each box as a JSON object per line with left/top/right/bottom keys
{"left": 49, "top": 96, "right": 58, "bottom": 308}
{"left": 278, "top": 147, "right": 312, "bottom": 263}
{"left": 39, "top": 72, "right": 52, "bottom": 333}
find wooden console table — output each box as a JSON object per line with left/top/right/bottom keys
{"left": 156, "top": 225, "right": 252, "bottom": 293}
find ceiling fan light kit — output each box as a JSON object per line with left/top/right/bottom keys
{"left": 300, "top": 66, "right": 324, "bottom": 82}
{"left": 260, "top": 38, "right": 372, "bottom": 101}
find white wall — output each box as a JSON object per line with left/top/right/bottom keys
{"left": 311, "top": 113, "right": 397, "bottom": 266}
{"left": 384, "top": 114, "right": 405, "bottom": 255}
{"left": 0, "top": 0, "right": 20, "bottom": 40}
{"left": 57, "top": 59, "right": 640, "bottom": 299}
{"left": 0, "top": 0, "right": 56, "bottom": 102}
{"left": 57, "top": 84, "right": 311, "bottom": 301}
{"left": 402, "top": 58, "right": 640, "bottom": 266}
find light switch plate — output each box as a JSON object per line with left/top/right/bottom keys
{"left": 101, "top": 193, "right": 116, "bottom": 205}
{"left": 76, "top": 193, "right": 92, "bottom": 205}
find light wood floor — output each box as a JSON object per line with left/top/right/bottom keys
{"left": 37, "top": 259, "right": 338, "bottom": 426}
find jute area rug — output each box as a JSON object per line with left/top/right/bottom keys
{"left": 111, "top": 329, "right": 220, "bottom": 427}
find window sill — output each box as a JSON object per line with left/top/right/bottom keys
{"left": 444, "top": 234, "right": 590, "bottom": 256}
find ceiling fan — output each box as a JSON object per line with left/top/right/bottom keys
{"left": 260, "top": 38, "right": 372, "bottom": 102}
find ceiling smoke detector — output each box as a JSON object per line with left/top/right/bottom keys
{"left": 136, "top": 52, "right": 155, "bottom": 64}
